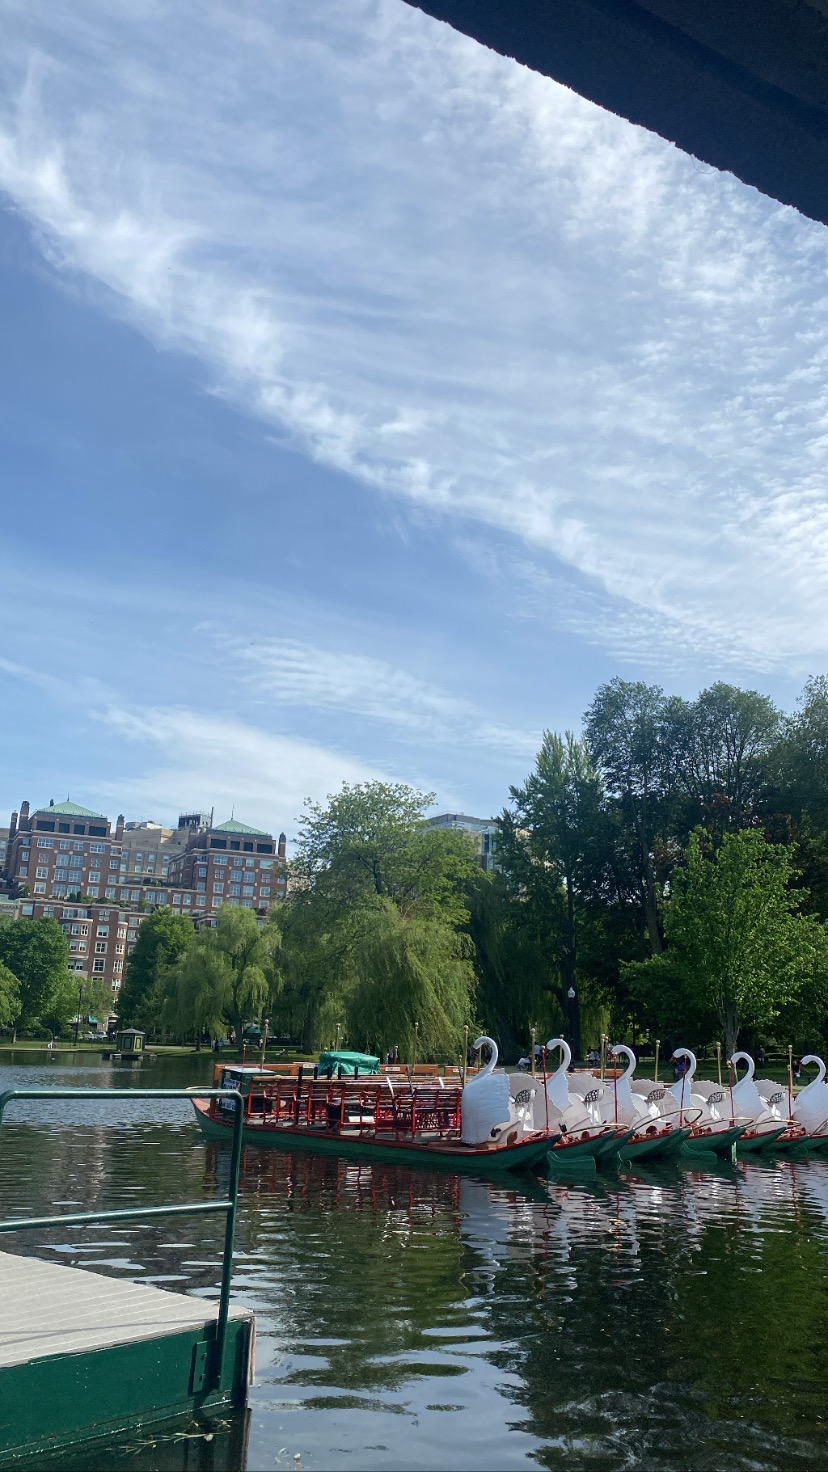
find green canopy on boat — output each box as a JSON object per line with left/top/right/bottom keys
{"left": 317, "top": 1050, "right": 380, "bottom": 1075}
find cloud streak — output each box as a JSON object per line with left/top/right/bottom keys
{"left": 1, "top": 0, "right": 827, "bottom": 672}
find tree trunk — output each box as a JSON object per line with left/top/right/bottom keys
{"left": 564, "top": 878, "right": 581, "bottom": 1061}
{"left": 642, "top": 853, "right": 662, "bottom": 954}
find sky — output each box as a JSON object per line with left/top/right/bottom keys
{"left": 0, "top": 0, "right": 827, "bottom": 838}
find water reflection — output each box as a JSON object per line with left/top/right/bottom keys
{"left": 3, "top": 1054, "right": 828, "bottom": 1469}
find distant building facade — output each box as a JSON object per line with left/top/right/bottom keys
{"left": 2, "top": 798, "right": 290, "bottom": 1001}
{"left": 425, "top": 812, "right": 500, "bottom": 872}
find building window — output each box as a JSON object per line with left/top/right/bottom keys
{"left": 213, "top": 882, "right": 224, "bottom": 892}
{"left": 127, "top": 930, "right": 136, "bottom": 941}
{"left": 59, "top": 840, "right": 70, "bottom": 851}
{"left": 21, "top": 903, "right": 33, "bottom": 915}
{"left": 37, "top": 838, "right": 54, "bottom": 848}
{"left": 94, "top": 941, "right": 107, "bottom": 954}
{"left": 259, "top": 859, "right": 273, "bottom": 871}
{"left": 131, "top": 890, "right": 140, "bottom": 901}
{"left": 260, "top": 886, "right": 270, "bottom": 896}
{"left": 90, "top": 843, "right": 107, "bottom": 853}
{"left": 93, "top": 959, "right": 105, "bottom": 973}
{"left": 34, "top": 883, "right": 46, "bottom": 894}
{"left": 35, "top": 867, "right": 47, "bottom": 879}
{"left": 146, "top": 891, "right": 156, "bottom": 903}
{"left": 198, "top": 868, "right": 207, "bottom": 878}
{"left": 116, "top": 943, "right": 125, "bottom": 954}
{"left": 232, "top": 859, "right": 243, "bottom": 870}
{"left": 229, "top": 884, "right": 241, "bottom": 896}
{"left": 113, "top": 959, "right": 122, "bottom": 973}
{"left": 110, "top": 858, "right": 119, "bottom": 868}
{"left": 182, "top": 896, "right": 191, "bottom": 906}
{"left": 242, "top": 899, "right": 253, "bottom": 907}
{"left": 97, "top": 926, "right": 109, "bottom": 937}
{"left": 105, "top": 887, "right": 116, "bottom": 899}
{"left": 243, "top": 886, "right": 254, "bottom": 897}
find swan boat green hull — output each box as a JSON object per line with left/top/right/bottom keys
{"left": 192, "top": 1099, "right": 554, "bottom": 1175}
{"left": 735, "top": 1126, "right": 787, "bottom": 1152}
{"left": 619, "top": 1127, "right": 692, "bottom": 1161}
{"left": 683, "top": 1125, "right": 746, "bottom": 1156}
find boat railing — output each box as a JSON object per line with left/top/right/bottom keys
{"left": 0, "top": 1086, "right": 244, "bottom": 1389}
{"left": 222, "top": 1074, "right": 464, "bottom": 1140}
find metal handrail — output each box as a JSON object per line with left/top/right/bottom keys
{"left": 0, "top": 1087, "right": 244, "bottom": 1389}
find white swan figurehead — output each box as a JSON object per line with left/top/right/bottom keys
{"left": 793, "top": 1055, "right": 828, "bottom": 1133}
{"left": 544, "top": 1038, "right": 572, "bottom": 1113}
{"left": 609, "top": 1044, "right": 642, "bottom": 1125}
{"left": 670, "top": 1048, "right": 697, "bottom": 1108}
{"left": 730, "top": 1052, "right": 764, "bottom": 1117}
{"left": 461, "top": 1036, "right": 510, "bottom": 1144}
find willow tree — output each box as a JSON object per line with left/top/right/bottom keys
{"left": 280, "top": 782, "right": 479, "bottom": 1055}
{"left": 173, "top": 905, "right": 279, "bottom": 1046}
{"left": 345, "top": 899, "right": 475, "bottom": 1061}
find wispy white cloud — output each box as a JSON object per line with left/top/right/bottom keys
{"left": 0, "top": 653, "right": 390, "bottom": 831}
{"left": 220, "top": 634, "right": 537, "bottom": 755}
{"left": 0, "top": 0, "right": 827, "bottom": 672}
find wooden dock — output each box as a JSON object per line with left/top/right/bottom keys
{"left": 0, "top": 1250, "right": 254, "bottom": 1462}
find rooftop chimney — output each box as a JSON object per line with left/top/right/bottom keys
{"left": 278, "top": 832, "right": 286, "bottom": 859}
{"left": 116, "top": 814, "right": 125, "bottom": 840}
{"left": 8, "top": 810, "right": 17, "bottom": 844}
{"left": 20, "top": 801, "right": 30, "bottom": 831}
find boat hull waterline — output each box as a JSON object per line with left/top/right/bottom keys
{"left": 191, "top": 1098, "right": 554, "bottom": 1173}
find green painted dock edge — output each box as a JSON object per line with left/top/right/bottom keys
{"left": 0, "top": 1316, "right": 254, "bottom": 1464}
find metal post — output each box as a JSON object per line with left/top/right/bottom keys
{"left": 413, "top": 1020, "right": 419, "bottom": 1071}
{"left": 530, "top": 1025, "right": 536, "bottom": 1077}
{"left": 461, "top": 1024, "right": 468, "bottom": 1088}
{"left": 788, "top": 1043, "right": 794, "bottom": 1119}
{"left": 74, "top": 982, "right": 83, "bottom": 1047}
{"left": 716, "top": 1042, "right": 722, "bottom": 1087}
{"left": 215, "top": 1084, "right": 244, "bottom": 1388}
{"left": 600, "top": 1033, "right": 606, "bottom": 1082}
{"left": 262, "top": 1017, "right": 269, "bottom": 1067}
{"left": 653, "top": 1038, "right": 660, "bottom": 1083}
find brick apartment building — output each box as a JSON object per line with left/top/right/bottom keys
{"left": 3, "top": 799, "right": 288, "bottom": 1001}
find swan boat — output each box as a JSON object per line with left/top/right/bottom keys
{"left": 727, "top": 1052, "right": 805, "bottom": 1151}
{"left": 669, "top": 1049, "right": 745, "bottom": 1155}
{"left": 603, "top": 1045, "right": 693, "bottom": 1161}
{"left": 540, "top": 1039, "right": 633, "bottom": 1162}
{"left": 790, "top": 1055, "right": 828, "bottom": 1148}
{"left": 192, "top": 1038, "right": 556, "bottom": 1175}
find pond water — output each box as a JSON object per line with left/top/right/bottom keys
{"left": 3, "top": 1051, "right": 828, "bottom": 1471}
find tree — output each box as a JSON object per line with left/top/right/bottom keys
{"left": 501, "top": 732, "right": 605, "bottom": 1058}
{"left": 117, "top": 908, "right": 195, "bottom": 1033}
{"left": 0, "top": 917, "right": 69, "bottom": 1040}
{"left": 584, "top": 679, "right": 669, "bottom": 953}
{"left": 625, "top": 829, "right": 828, "bottom": 1057}
{"left": 173, "top": 906, "right": 280, "bottom": 1046}
{"left": 0, "top": 961, "right": 20, "bottom": 1030}
{"left": 280, "top": 782, "right": 480, "bottom": 1050}
{"left": 664, "top": 682, "right": 780, "bottom": 835}
{"left": 345, "top": 899, "right": 475, "bottom": 1061}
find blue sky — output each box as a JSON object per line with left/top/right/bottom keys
{"left": 0, "top": 0, "right": 827, "bottom": 837}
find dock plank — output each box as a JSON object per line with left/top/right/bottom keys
{"left": 0, "top": 1250, "right": 247, "bottom": 1368}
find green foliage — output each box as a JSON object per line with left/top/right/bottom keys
{"left": 172, "top": 905, "right": 280, "bottom": 1045}
{"left": 0, "top": 961, "right": 20, "bottom": 1029}
{"left": 502, "top": 731, "right": 605, "bottom": 1056}
{"left": 345, "top": 899, "right": 475, "bottom": 1061}
{"left": 625, "top": 829, "right": 828, "bottom": 1055}
{"left": 117, "top": 907, "right": 194, "bottom": 1033}
{"left": 278, "top": 782, "right": 480, "bottom": 1050}
{"left": 0, "top": 917, "right": 69, "bottom": 1037}
{"left": 664, "top": 682, "right": 780, "bottom": 835}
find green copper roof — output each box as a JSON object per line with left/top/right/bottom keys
{"left": 214, "top": 818, "right": 271, "bottom": 837}
{"left": 35, "top": 801, "right": 108, "bottom": 819}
